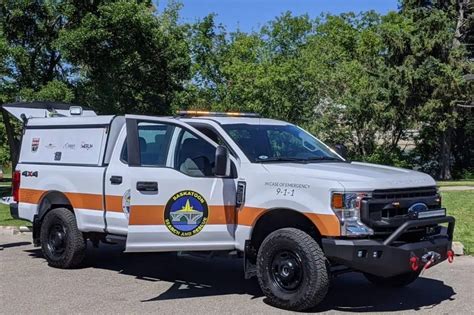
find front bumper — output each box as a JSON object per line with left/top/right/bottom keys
{"left": 322, "top": 216, "right": 455, "bottom": 277}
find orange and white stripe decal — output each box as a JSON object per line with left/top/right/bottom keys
{"left": 18, "top": 188, "right": 340, "bottom": 236}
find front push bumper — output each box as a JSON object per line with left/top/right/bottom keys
{"left": 322, "top": 216, "right": 455, "bottom": 277}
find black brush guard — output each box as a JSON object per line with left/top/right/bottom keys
{"left": 322, "top": 216, "right": 455, "bottom": 277}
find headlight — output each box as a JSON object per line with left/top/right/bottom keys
{"left": 331, "top": 192, "right": 374, "bottom": 237}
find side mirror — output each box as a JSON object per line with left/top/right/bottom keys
{"left": 215, "top": 145, "right": 230, "bottom": 177}
{"left": 334, "top": 144, "right": 348, "bottom": 160}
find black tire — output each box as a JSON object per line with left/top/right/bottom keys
{"left": 40, "top": 208, "right": 86, "bottom": 268}
{"left": 256, "top": 228, "right": 329, "bottom": 311}
{"left": 364, "top": 270, "right": 421, "bottom": 287}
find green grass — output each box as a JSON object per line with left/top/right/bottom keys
{"left": 443, "top": 190, "right": 474, "bottom": 255}
{"left": 0, "top": 203, "right": 31, "bottom": 227}
{"left": 437, "top": 180, "right": 474, "bottom": 187}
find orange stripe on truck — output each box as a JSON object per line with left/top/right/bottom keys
{"left": 66, "top": 192, "right": 103, "bottom": 210}
{"left": 18, "top": 188, "right": 45, "bottom": 204}
{"left": 18, "top": 188, "right": 340, "bottom": 236}
{"left": 128, "top": 205, "right": 340, "bottom": 236}
{"left": 128, "top": 205, "right": 238, "bottom": 225}
{"left": 305, "top": 213, "right": 341, "bottom": 236}
{"left": 129, "top": 205, "right": 165, "bottom": 225}
{"left": 19, "top": 188, "right": 122, "bottom": 212}
{"left": 19, "top": 188, "right": 104, "bottom": 210}
{"left": 105, "top": 195, "right": 124, "bottom": 212}
{"left": 236, "top": 207, "right": 340, "bottom": 236}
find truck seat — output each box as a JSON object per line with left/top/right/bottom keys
{"left": 178, "top": 138, "right": 214, "bottom": 176}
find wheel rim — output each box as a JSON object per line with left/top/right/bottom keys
{"left": 47, "top": 223, "right": 66, "bottom": 257}
{"left": 270, "top": 250, "right": 303, "bottom": 292}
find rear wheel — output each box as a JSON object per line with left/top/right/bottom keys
{"left": 364, "top": 270, "right": 421, "bottom": 287}
{"left": 256, "top": 228, "right": 329, "bottom": 311}
{"left": 40, "top": 208, "right": 86, "bottom": 268}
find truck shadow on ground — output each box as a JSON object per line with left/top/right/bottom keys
{"left": 25, "top": 242, "right": 456, "bottom": 313}
{"left": 0, "top": 241, "right": 31, "bottom": 249}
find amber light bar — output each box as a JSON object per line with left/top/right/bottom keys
{"left": 177, "top": 110, "right": 260, "bottom": 118}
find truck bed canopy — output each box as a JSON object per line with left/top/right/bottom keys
{"left": 1, "top": 102, "right": 99, "bottom": 169}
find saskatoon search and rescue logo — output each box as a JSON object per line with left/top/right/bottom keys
{"left": 164, "top": 190, "right": 208, "bottom": 237}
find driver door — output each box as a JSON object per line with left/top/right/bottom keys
{"left": 124, "top": 115, "right": 237, "bottom": 252}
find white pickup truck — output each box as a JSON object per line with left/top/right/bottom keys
{"left": 2, "top": 102, "right": 455, "bottom": 311}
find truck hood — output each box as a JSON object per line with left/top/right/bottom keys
{"left": 261, "top": 161, "right": 435, "bottom": 191}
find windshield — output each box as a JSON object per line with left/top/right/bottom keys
{"left": 222, "top": 124, "right": 343, "bottom": 163}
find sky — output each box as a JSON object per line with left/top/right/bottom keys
{"left": 156, "top": 0, "right": 400, "bottom": 32}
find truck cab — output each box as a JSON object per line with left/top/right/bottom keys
{"left": 2, "top": 103, "right": 455, "bottom": 311}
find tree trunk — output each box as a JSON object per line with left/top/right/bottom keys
{"left": 439, "top": 128, "right": 453, "bottom": 180}
{"left": 438, "top": 0, "right": 467, "bottom": 180}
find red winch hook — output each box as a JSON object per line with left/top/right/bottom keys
{"left": 447, "top": 250, "right": 454, "bottom": 263}
{"left": 410, "top": 256, "right": 419, "bottom": 271}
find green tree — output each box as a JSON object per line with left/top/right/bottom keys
{"left": 58, "top": 1, "right": 191, "bottom": 115}
{"left": 181, "top": 13, "right": 318, "bottom": 123}
{"left": 397, "top": 0, "right": 473, "bottom": 179}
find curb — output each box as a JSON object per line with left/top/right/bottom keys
{"left": 438, "top": 186, "right": 474, "bottom": 191}
{"left": 0, "top": 225, "right": 32, "bottom": 235}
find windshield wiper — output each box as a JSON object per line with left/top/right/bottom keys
{"left": 256, "top": 156, "right": 344, "bottom": 163}
{"left": 303, "top": 156, "right": 343, "bottom": 162}
{"left": 256, "top": 157, "right": 307, "bottom": 163}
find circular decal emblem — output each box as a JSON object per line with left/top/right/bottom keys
{"left": 164, "top": 190, "right": 209, "bottom": 237}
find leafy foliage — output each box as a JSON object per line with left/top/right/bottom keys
{"left": 58, "top": 1, "right": 191, "bottom": 115}
{"left": 0, "top": 0, "right": 472, "bottom": 177}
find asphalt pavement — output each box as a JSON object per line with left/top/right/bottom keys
{"left": 1, "top": 232, "right": 473, "bottom": 314}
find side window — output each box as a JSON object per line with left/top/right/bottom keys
{"left": 138, "top": 123, "right": 175, "bottom": 166}
{"left": 121, "top": 123, "right": 175, "bottom": 166}
{"left": 120, "top": 138, "right": 129, "bottom": 163}
{"left": 174, "top": 130, "right": 216, "bottom": 177}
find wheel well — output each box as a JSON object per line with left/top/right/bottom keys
{"left": 37, "top": 191, "right": 73, "bottom": 219}
{"left": 248, "top": 209, "right": 321, "bottom": 260}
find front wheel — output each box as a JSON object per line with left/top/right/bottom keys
{"left": 364, "top": 270, "right": 421, "bottom": 287}
{"left": 256, "top": 228, "right": 329, "bottom": 311}
{"left": 40, "top": 208, "right": 86, "bottom": 268}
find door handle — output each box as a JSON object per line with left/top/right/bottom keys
{"left": 136, "top": 181, "right": 158, "bottom": 192}
{"left": 110, "top": 175, "right": 122, "bottom": 185}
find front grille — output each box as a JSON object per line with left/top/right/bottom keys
{"left": 361, "top": 186, "right": 440, "bottom": 236}
{"left": 371, "top": 186, "right": 437, "bottom": 200}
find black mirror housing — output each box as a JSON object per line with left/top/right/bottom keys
{"left": 215, "top": 145, "right": 229, "bottom": 177}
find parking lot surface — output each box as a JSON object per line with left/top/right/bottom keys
{"left": 1, "top": 232, "right": 473, "bottom": 314}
